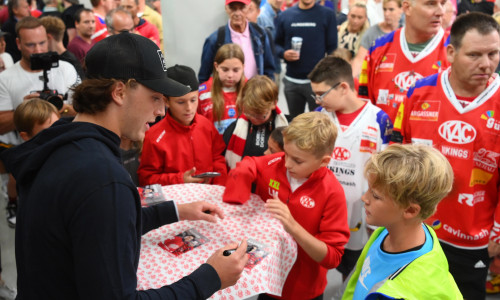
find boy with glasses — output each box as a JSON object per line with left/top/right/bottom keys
{"left": 309, "top": 56, "right": 392, "bottom": 279}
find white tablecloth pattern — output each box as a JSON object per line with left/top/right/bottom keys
{"left": 137, "top": 184, "right": 298, "bottom": 299}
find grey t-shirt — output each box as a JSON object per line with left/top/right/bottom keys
{"left": 360, "top": 24, "right": 387, "bottom": 50}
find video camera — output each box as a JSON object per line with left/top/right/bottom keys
{"left": 30, "top": 52, "right": 64, "bottom": 110}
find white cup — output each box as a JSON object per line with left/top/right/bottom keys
{"left": 291, "top": 36, "right": 303, "bottom": 56}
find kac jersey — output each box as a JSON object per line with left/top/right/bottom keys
{"left": 198, "top": 77, "right": 239, "bottom": 135}
{"left": 393, "top": 69, "right": 500, "bottom": 249}
{"left": 322, "top": 102, "right": 392, "bottom": 250}
{"left": 358, "top": 27, "right": 450, "bottom": 122}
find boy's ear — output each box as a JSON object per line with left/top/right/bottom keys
{"left": 19, "top": 131, "right": 30, "bottom": 141}
{"left": 319, "top": 155, "right": 332, "bottom": 168}
{"left": 403, "top": 203, "right": 421, "bottom": 220}
{"left": 111, "top": 81, "right": 126, "bottom": 106}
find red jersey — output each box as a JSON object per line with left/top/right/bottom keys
{"left": 91, "top": 13, "right": 107, "bottom": 43}
{"left": 135, "top": 18, "right": 160, "bottom": 48}
{"left": 358, "top": 27, "right": 450, "bottom": 122}
{"left": 137, "top": 112, "right": 227, "bottom": 186}
{"left": 198, "top": 77, "right": 239, "bottom": 135}
{"left": 223, "top": 153, "right": 349, "bottom": 299}
{"left": 392, "top": 69, "right": 500, "bottom": 249}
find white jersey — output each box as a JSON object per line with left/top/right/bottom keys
{"left": 323, "top": 101, "right": 393, "bottom": 250}
{"left": 0, "top": 60, "right": 80, "bottom": 145}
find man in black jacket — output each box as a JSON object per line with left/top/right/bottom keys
{"left": 1, "top": 32, "right": 248, "bottom": 299}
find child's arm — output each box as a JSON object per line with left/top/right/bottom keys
{"left": 222, "top": 157, "right": 258, "bottom": 204}
{"left": 265, "top": 195, "right": 328, "bottom": 262}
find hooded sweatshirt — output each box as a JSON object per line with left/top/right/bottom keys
{"left": 1, "top": 118, "right": 220, "bottom": 299}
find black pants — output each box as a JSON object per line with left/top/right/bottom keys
{"left": 441, "top": 242, "right": 491, "bottom": 300}
{"left": 283, "top": 77, "right": 319, "bottom": 121}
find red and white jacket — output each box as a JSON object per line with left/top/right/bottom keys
{"left": 138, "top": 112, "right": 227, "bottom": 186}
{"left": 223, "top": 153, "right": 350, "bottom": 299}
{"left": 393, "top": 69, "right": 500, "bottom": 249}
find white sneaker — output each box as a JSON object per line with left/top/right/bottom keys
{"left": 0, "top": 280, "right": 16, "bottom": 300}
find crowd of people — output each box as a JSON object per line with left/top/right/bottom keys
{"left": 0, "top": 0, "right": 497, "bottom": 299}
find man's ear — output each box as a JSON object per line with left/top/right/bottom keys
{"left": 16, "top": 37, "right": 21, "bottom": 51}
{"left": 446, "top": 44, "right": 456, "bottom": 65}
{"left": 110, "top": 81, "right": 126, "bottom": 106}
{"left": 19, "top": 131, "right": 30, "bottom": 141}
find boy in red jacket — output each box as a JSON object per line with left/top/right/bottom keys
{"left": 223, "top": 112, "right": 350, "bottom": 300}
{"left": 138, "top": 65, "right": 227, "bottom": 186}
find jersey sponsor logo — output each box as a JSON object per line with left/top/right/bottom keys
{"left": 430, "top": 219, "right": 442, "bottom": 230}
{"left": 267, "top": 157, "right": 282, "bottom": 166}
{"left": 409, "top": 101, "right": 440, "bottom": 122}
{"left": 470, "top": 168, "right": 494, "bottom": 186}
{"left": 228, "top": 108, "right": 236, "bottom": 117}
{"left": 199, "top": 84, "right": 207, "bottom": 92}
{"left": 299, "top": 196, "right": 315, "bottom": 208}
{"left": 394, "top": 71, "right": 423, "bottom": 92}
{"left": 269, "top": 179, "right": 280, "bottom": 190}
{"left": 474, "top": 148, "right": 500, "bottom": 173}
{"left": 440, "top": 145, "right": 470, "bottom": 159}
{"left": 458, "top": 193, "right": 474, "bottom": 206}
{"left": 359, "top": 139, "right": 377, "bottom": 153}
{"left": 438, "top": 120, "right": 476, "bottom": 144}
{"left": 156, "top": 130, "right": 166, "bottom": 143}
{"left": 376, "top": 89, "right": 389, "bottom": 105}
{"left": 199, "top": 91, "right": 211, "bottom": 100}
{"left": 375, "top": 53, "right": 396, "bottom": 72}
{"left": 411, "top": 138, "right": 433, "bottom": 146}
{"left": 442, "top": 223, "right": 489, "bottom": 241}
{"left": 481, "top": 110, "right": 500, "bottom": 134}
{"left": 329, "top": 166, "right": 355, "bottom": 176}
{"left": 333, "top": 147, "right": 351, "bottom": 161}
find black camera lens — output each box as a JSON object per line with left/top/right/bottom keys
{"left": 46, "top": 96, "right": 63, "bottom": 110}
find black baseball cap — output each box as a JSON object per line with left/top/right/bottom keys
{"left": 166, "top": 65, "right": 199, "bottom": 93}
{"left": 85, "top": 32, "right": 190, "bottom": 97}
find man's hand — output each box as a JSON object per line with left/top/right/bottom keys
{"left": 183, "top": 167, "right": 208, "bottom": 184}
{"left": 206, "top": 240, "right": 249, "bottom": 289}
{"left": 488, "top": 239, "right": 500, "bottom": 257}
{"left": 265, "top": 195, "right": 298, "bottom": 233}
{"left": 23, "top": 92, "right": 41, "bottom": 102}
{"left": 284, "top": 49, "right": 300, "bottom": 62}
{"left": 177, "top": 201, "right": 224, "bottom": 223}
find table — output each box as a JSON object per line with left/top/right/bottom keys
{"left": 137, "top": 184, "right": 298, "bottom": 299}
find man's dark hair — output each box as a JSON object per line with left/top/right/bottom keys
{"left": 74, "top": 8, "right": 94, "bottom": 23}
{"left": 251, "top": 0, "right": 261, "bottom": 6}
{"left": 308, "top": 56, "right": 355, "bottom": 90}
{"left": 8, "top": 0, "right": 24, "bottom": 18}
{"left": 90, "top": 0, "right": 100, "bottom": 7}
{"left": 450, "top": 12, "right": 500, "bottom": 50}
{"left": 15, "top": 16, "right": 43, "bottom": 37}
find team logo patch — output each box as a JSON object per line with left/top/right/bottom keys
{"left": 199, "top": 84, "right": 207, "bottom": 92}
{"left": 474, "top": 148, "right": 500, "bottom": 173}
{"left": 409, "top": 100, "right": 440, "bottom": 122}
{"left": 376, "top": 53, "right": 396, "bottom": 72}
{"left": 228, "top": 108, "right": 236, "bottom": 118}
{"left": 300, "top": 196, "right": 315, "bottom": 208}
{"left": 333, "top": 147, "right": 351, "bottom": 161}
{"left": 157, "top": 50, "right": 167, "bottom": 71}
{"left": 394, "top": 71, "right": 423, "bottom": 92}
{"left": 438, "top": 120, "right": 476, "bottom": 144}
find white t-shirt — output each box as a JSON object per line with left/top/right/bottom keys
{"left": 0, "top": 60, "right": 80, "bottom": 145}
{"left": 366, "top": 0, "right": 384, "bottom": 26}
{"left": 0, "top": 52, "right": 14, "bottom": 70}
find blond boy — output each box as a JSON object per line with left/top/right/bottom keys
{"left": 342, "top": 144, "right": 462, "bottom": 299}
{"left": 224, "top": 112, "right": 350, "bottom": 300}
{"left": 14, "top": 99, "right": 60, "bottom": 141}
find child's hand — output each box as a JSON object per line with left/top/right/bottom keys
{"left": 183, "top": 167, "right": 208, "bottom": 184}
{"left": 265, "top": 194, "right": 297, "bottom": 233}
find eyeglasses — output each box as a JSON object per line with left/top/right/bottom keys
{"left": 244, "top": 109, "right": 272, "bottom": 120}
{"left": 311, "top": 82, "right": 341, "bottom": 103}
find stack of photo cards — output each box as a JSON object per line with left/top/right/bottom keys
{"left": 158, "top": 228, "right": 209, "bottom": 257}
{"left": 245, "top": 238, "right": 270, "bottom": 271}
{"left": 138, "top": 184, "right": 166, "bottom": 207}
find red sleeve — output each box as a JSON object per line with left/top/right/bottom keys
{"left": 358, "top": 52, "right": 374, "bottom": 104}
{"left": 222, "top": 156, "right": 258, "bottom": 204}
{"left": 211, "top": 126, "right": 228, "bottom": 186}
{"left": 490, "top": 193, "right": 500, "bottom": 244}
{"left": 317, "top": 183, "right": 350, "bottom": 269}
{"left": 137, "top": 133, "right": 184, "bottom": 186}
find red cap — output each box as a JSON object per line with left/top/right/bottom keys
{"left": 225, "top": 0, "right": 251, "bottom": 5}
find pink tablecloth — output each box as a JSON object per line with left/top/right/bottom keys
{"left": 137, "top": 184, "right": 297, "bottom": 299}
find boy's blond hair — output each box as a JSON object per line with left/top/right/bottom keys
{"left": 238, "top": 75, "right": 278, "bottom": 114}
{"left": 14, "top": 99, "right": 60, "bottom": 136}
{"left": 283, "top": 112, "right": 337, "bottom": 158}
{"left": 364, "top": 144, "right": 453, "bottom": 219}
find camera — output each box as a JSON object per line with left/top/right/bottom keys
{"left": 30, "top": 52, "right": 64, "bottom": 110}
